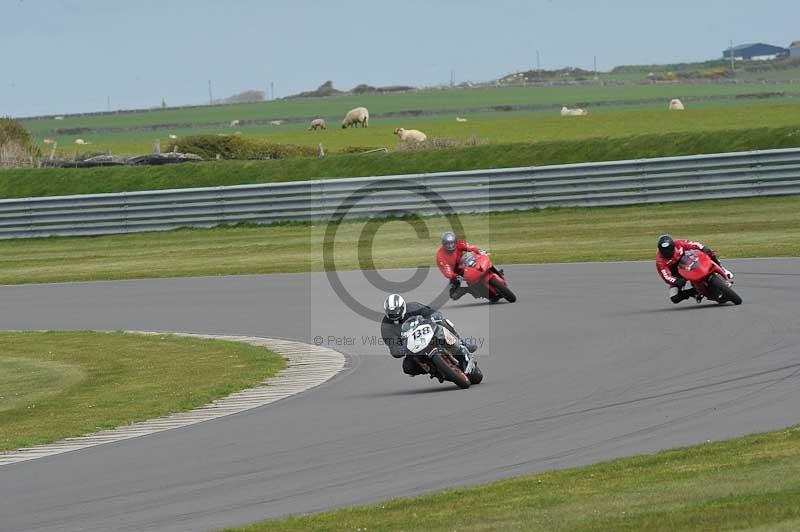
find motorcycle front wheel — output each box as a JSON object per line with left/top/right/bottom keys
{"left": 468, "top": 365, "right": 484, "bottom": 385}
{"left": 431, "top": 352, "right": 471, "bottom": 389}
{"left": 489, "top": 277, "right": 517, "bottom": 303}
{"left": 708, "top": 274, "right": 742, "bottom": 305}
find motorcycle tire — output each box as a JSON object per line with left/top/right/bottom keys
{"left": 431, "top": 353, "right": 471, "bottom": 389}
{"left": 708, "top": 274, "right": 742, "bottom": 305}
{"left": 489, "top": 277, "right": 517, "bottom": 303}
{"left": 468, "top": 366, "right": 484, "bottom": 385}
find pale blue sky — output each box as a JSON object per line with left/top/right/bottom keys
{"left": 1, "top": 0, "right": 798, "bottom": 117}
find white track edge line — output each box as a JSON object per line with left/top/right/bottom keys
{"left": 0, "top": 332, "right": 346, "bottom": 467}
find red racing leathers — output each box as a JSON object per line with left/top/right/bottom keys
{"left": 437, "top": 240, "right": 481, "bottom": 280}
{"left": 656, "top": 239, "right": 718, "bottom": 286}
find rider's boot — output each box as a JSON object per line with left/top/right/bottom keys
{"left": 449, "top": 285, "right": 470, "bottom": 301}
{"left": 670, "top": 286, "right": 698, "bottom": 304}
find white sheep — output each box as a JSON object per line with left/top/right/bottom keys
{"left": 43, "top": 139, "right": 55, "bottom": 145}
{"left": 342, "top": 107, "right": 369, "bottom": 128}
{"left": 168, "top": 134, "right": 178, "bottom": 140}
{"left": 308, "top": 118, "right": 326, "bottom": 131}
{"left": 669, "top": 99, "right": 685, "bottom": 111}
{"left": 270, "top": 120, "right": 285, "bottom": 126}
{"left": 394, "top": 127, "right": 427, "bottom": 143}
{"left": 229, "top": 119, "right": 240, "bottom": 127}
{"left": 560, "top": 106, "right": 588, "bottom": 116}
{"left": 456, "top": 117, "right": 468, "bottom": 122}
{"left": 74, "top": 138, "right": 87, "bottom": 145}
{"left": 54, "top": 116, "right": 64, "bottom": 121}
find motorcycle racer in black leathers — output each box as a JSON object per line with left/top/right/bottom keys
{"left": 380, "top": 294, "right": 479, "bottom": 379}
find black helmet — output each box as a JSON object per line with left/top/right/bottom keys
{"left": 657, "top": 234, "right": 675, "bottom": 259}
{"left": 441, "top": 232, "right": 457, "bottom": 252}
{"left": 383, "top": 294, "right": 406, "bottom": 322}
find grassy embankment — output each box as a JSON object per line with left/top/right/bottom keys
{"left": 3, "top": 114, "right": 800, "bottom": 199}
{"left": 0, "top": 195, "right": 796, "bottom": 285}
{"left": 0, "top": 331, "right": 284, "bottom": 452}
{"left": 227, "top": 425, "right": 800, "bottom": 531}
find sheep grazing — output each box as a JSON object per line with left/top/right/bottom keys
{"left": 54, "top": 116, "right": 64, "bottom": 121}
{"left": 74, "top": 138, "right": 87, "bottom": 145}
{"left": 308, "top": 118, "right": 326, "bottom": 131}
{"left": 43, "top": 139, "right": 55, "bottom": 145}
{"left": 229, "top": 119, "right": 240, "bottom": 127}
{"left": 341, "top": 107, "right": 369, "bottom": 128}
{"left": 270, "top": 120, "right": 285, "bottom": 126}
{"left": 669, "top": 99, "right": 685, "bottom": 111}
{"left": 560, "top": 106, "right": 588, "bottom": 116}
{"left": 168, "top": 134, "right": 178, "bottom": 140}
{"left": 456, "top": 117, "right": 468, "bottom": 122}
{"left": 394, "top": 127, "right": 427, "bottom": 143}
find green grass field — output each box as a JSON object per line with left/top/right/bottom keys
{"left": 228, "top": 425, "right": 800, "bottom": 531}
{"left": 23, "top": 82, "right": 800, "bottom": 132}
{"left": 0, "top": 196, "right": 796, "bottom": 285}
{"left": 22, "top": 81, "right": 800, "bottom": 156}
{"left": 37, "top": 97, "right": 800, "bottom": 157}
{"left": 0, "top": 331, "right": 284, "bottom": 452}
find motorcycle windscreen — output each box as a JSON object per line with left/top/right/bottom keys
{"left": 677, "top": 250, "right": 712, "bottom": 283}
{"left": 460, "top": 252, "right": 477, "bottom": 269}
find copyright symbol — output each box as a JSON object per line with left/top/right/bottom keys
{"left": 313, "top": 336, "right": 324, "bottom": 346}
{"left": 322, "top": 178, "right": 464, "bottom": 321}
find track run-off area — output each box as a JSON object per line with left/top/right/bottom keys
{"left": 0, "top": 259, "right": 798, "bottom": 532}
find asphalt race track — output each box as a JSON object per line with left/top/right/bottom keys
{"left": 0, "top": 259, "right": 798, "bottom": 532}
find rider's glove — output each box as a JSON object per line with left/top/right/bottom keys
{"left": 674, "top": 277, "right": 686, "bottom": 289}
{"left": 450, "top": 277, "right": 460, "bottom": 288}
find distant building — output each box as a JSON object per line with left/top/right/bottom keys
{"left": 722, "top": 43, "right": 788, "bottom": 60}
{"left": 790, "top": 41, "right": 800, "bottom": 58}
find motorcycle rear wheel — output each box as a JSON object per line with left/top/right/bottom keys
{"left": 489, "top": 277, "right": 517, "bottom": 303}
{"left": 708, "top": 274, "right": 742, "bottom": 305}
{"left": 431, "top": 353, "right": 471, "bottom": 389}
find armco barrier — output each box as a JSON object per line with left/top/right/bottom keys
{"left": 0, "top": 148, "right": 799, "bottom": 239}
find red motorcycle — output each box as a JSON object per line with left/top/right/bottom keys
{"left": 457, "top": 252, "right": 517, "bottom": 303}
{"left": 677, "top": 249, "right": 742, "bottom": 305}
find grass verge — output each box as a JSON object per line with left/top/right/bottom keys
{"left": 0, "top": 331, "right": 285, "bottom": 452}
{"left": 0, "top": 196, "right": 797, "bottom": 285}
{"left": 3, "top": 123, "right": 800, "bottom": 199}
{"left": 225, "top": 425, "right": 800, "bottom": 531}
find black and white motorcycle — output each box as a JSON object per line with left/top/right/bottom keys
{"left": 400, "top": 314, "right": 483, "bottom": 389}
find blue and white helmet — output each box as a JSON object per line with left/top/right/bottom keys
{"left": 383, "top": 294, "right": 406, "bottom": 322}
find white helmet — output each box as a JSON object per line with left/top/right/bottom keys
{"left": 383, "top": 294, "right": 406, "bottom": 322}
{"left": 441, "top": 232, "right": 457, "bottom": 252}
